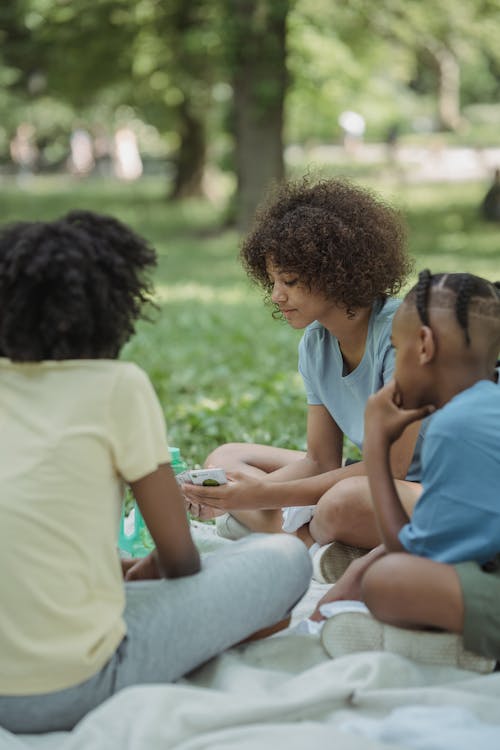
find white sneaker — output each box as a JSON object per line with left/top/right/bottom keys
{"left": 215, "top": 513, "right": 252, "bottom": 541}
{"left": 312, "top": 541, "right": 370, "bottom": 583}
{"left": 321, "top": 610, "right": 496, "bottom": 674}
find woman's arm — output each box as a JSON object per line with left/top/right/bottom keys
{"left": 183, "top": 405, "right": 344, "bottom": 510}
{"left": 129, "top": 463, "right": 200, "bottom": 578}
{"left": 183, "top": 402, "right": 422, "bottom": 513}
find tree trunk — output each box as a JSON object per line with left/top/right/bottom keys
{"left": 167, "top": 0, "right": 208, "bottom": 200}
{"left": 229, "top": 0, "right": 288, "bottom": 231}
{"left": 426, "top": 42, "right": 462, "bottom": 131}
{"left": 170, "top": 100, "right": 206, "bottom": 199}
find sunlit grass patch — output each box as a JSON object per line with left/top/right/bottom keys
{"left": 1, "top": 175, "right": 497, "bottom": 466}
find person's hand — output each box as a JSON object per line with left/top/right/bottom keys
{"left": 185, "top": 496, "right": 225, "bottom": 521}
{"left": 309, "top": 559, "right": 366, "bottom": 621}
{"left": 182, "top": 471, "right": 264, "bottom": 512}
{"left": 309, "top": 544, "right": 387, "bottom": 621}
{"left": 121, "top": 551, "right": 162, "bottom": 581}
{"left": 365, "top": 380, "right": 434, "bottom": 446}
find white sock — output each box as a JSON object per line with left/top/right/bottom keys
{"left": 308, "top": 542, "right": 320, "bottom": 559}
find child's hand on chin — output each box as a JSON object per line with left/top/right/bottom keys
{"left": 365, "top": 380, "right": 434, "bottom": 445}
{"left": 121, "top": 552, "right": 161, "bottom": 581}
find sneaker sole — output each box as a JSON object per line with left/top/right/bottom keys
{"left": 215, "top": 513, "right": 252, "bottom": 541}
{"left": 321, "top": 611, "right": 496, "bottom": 674}
{"left": 312, "top": 541, "right": 370, "bottom": 584}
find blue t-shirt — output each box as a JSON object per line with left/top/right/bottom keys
{"left": 399, "top": 380, "right": 500, "bottom": 565}
{"left": 298, "top": 297, "right": 425, "bottom": 481}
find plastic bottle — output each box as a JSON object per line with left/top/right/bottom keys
{"left": 118, "top": 446, "right": 188, "bottom": 558}
{"left": 169, "top": 446, "right": 188, "bottom": 476}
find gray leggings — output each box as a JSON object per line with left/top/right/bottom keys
{"left": 0, "top": 534, "right": 311, "bottom": 734}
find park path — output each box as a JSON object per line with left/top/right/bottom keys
{"left": 286, "top": 142, "right": 500, "bottom": 182}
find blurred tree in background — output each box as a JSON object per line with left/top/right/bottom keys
{"left": 1, "top": 0, "right": 499, "bottom": 227}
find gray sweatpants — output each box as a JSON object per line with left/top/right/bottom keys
{"left": 0, "top": 534, "right": 311, "bottom": 733}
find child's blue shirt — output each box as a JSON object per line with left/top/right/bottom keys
{"left": 399, "top": 379, "right": 500, "bottom": 565}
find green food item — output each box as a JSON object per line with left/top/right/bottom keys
{"left": 202, "top": 478, "right": 220, "bottom": 486}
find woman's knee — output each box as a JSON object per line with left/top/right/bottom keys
{"left": 310, "top": 477, "right": 373, "bottom": 545}
{"left": 205, "top": 442, "right": 245, "bottom": 468}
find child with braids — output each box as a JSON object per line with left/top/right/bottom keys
{"left": 313, "top": 271, "right": 500, "bottom": 672}
{"left": 184, "top": 177, "right": 426, "bottom": 577}
{"left": 0, "top": 211, "right": 311, "bottom": 733}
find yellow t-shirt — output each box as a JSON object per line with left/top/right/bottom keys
{"left": 0, "top": 358, "right": 171, "bottom": 695}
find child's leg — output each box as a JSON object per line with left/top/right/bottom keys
{"left": 0, "top": 536, "right": 311, "bottom": 734}
{"left": 453, "top": 558, "right": 500, "bottom": 659}
{"left": 309, "top": 477, "right": 422, "bottom": 548}
{"left": 360, "top": 553, "right": 464, "bottom": 633}
{"left": 114, "top": 533, "right": 312, "bottom": 688}
{"left": 362, "top": 553, "right": 500, "bottom": 660}
{"left": 202, "top": 442, "right": 305, "bottom": 533}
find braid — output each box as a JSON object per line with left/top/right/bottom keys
{"left": 455, "top": 275, "right": 474, "bottom": 346}
{"left": 415, "top": 269, "right": 432, "bottom": 326}
{"left": 408, "top": 272, "right": 500, "bottom": 354}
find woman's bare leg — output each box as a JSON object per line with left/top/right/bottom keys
{"left": 205, "top": 442, "right": 305, "bottom": 475}
{"left": 309, "top": 476, "right": 422, "bottom": 548}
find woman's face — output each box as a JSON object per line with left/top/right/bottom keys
{"left": 266, "top": 261, "right": 341, "bottom": 330}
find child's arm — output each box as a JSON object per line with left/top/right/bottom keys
{"left": 129, "top": 463, "right": 200, "bottom": 579}
{"left": 364, "top": 381, "right": 434, "bottom": 551}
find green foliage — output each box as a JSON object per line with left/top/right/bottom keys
{"left": 286, "top": 0, "right": 500, "bottom": 140}
{"left": 3, "top": 0, "right": 500, "bottom": 164}
{"left": 1, "top": 175, "right": 498, "bottom": 466}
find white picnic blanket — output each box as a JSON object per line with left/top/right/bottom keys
{"left": 3, "top": 523, "right": 500, "bottom": 750}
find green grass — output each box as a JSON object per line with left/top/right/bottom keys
{"left": 1, "top": 173, "right": 498, "bottom": 467}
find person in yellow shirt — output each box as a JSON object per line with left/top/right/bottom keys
{"left": 0, "top": 210, "right": 311, "bottom": 733}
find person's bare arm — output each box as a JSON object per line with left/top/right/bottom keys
{"left": 184, "top": 402, "right": 422, "bottom": 512}
{"left": 364, "top": 381, "right": 434, "bottom": 551}
{"left": 183, "top": 404, "right": 343, "bottom": 510}
{"left": 128, "top": 463, "right": 200, "bottom": 579}
{"left": 267, "top": 404, "right": 344, "bottom": 480}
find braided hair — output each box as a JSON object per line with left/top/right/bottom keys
{"left": 411, "top": 270, "right": 500, "bottom": 348}
{"left": 0, "top": 211, "right": 157, "bottom": 361}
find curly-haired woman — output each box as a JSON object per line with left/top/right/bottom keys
{"left": 184, "top": 177, "right": 428, "bottom": 576}
{"left": 0, "top": 211, "right": 311, "bottom": 733}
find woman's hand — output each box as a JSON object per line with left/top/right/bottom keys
{"left": 182, "top": 471, "right": 265, "bottom": 512}
{"left": 121, "top": 551, "right": 162, "bottom": 581}
{"left": 184, "top": 497, "right": 225, "bottom": 521}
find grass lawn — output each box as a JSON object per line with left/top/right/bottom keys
{"left": 1, "top": 173, "right": 498, "bottom": 467}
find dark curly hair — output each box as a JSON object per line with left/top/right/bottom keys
{"left": 0, "top": 210, "right": 157, "bottom": 361}
{"left": 408, "top": 269, "right": 500, "bottom": 349}
{"left": 240, "top": 177, "right": 413, "bottom": 313}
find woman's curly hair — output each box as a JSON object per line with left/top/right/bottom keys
{"left": 0, "top": 210, "right": 157, "bottom": 361}
{"left": 240, "top": 177, "right": 413, "bottom": 311}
